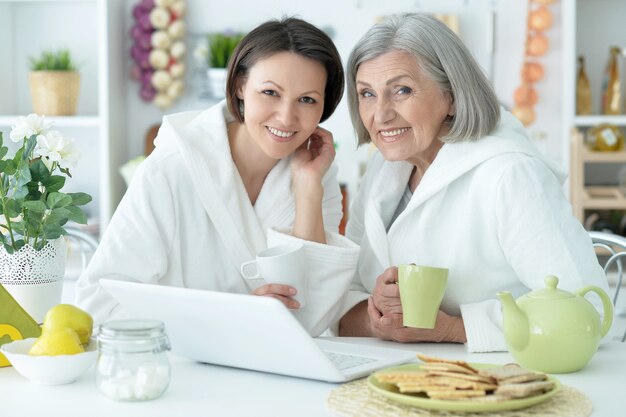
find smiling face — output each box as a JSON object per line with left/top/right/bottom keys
{"left": 236, "top": 51, "right": 327, "bottom": 160}
{"left": 356, "top": 50, "right": 454, "bottom": 165}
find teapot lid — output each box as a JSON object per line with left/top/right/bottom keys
{"left": 526, "top": 276, "right": 574, "bottom": 300}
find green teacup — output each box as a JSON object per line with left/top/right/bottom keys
{"left": 398, "top": 264, "right": 449, "bottom": 329}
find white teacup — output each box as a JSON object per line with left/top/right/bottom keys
{"left": 240, "top": 243, "right": 307, "bottom": 307}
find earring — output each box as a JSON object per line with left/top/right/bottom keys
{"left": 238, "top": 100, "right": 245, "bottom": 119}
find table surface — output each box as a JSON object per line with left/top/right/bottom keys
{"left": 2, "top": 337, "right": 624, "bottom": 417}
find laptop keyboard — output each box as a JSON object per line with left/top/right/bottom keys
{"left": 325, "top": 351, "right": 378, "bottom": 370}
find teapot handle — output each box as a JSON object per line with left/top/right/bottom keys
{"left": 576, "top": 285, "right": 614, "bottom": 338}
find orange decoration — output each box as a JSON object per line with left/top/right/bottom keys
{"left": 512, "top": 105, "right": 536, "bottom": 126}
{"left": 528, "top": 7, "right": 553, "bottom": 31}
{"left": 521, "top": 61, "right": 545, "bottom": 82}
{"left": 511, "top": 0, "right": 555, "bottom": 127}
{"left": 527, "top": 34, "right": 549, "bottom": 56}
{"left": 514, "top": 85, "right": 539, "bottom": 106}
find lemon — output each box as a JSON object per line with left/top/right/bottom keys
{"left": 28, "top": 328, "right": 85, "bottom": 356}
{"left": 42, "top": 304, "right": 93, "bottom": 345}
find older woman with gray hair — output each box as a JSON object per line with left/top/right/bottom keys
{"left": 338, "top": 13, "right": 609, "bottom": 352}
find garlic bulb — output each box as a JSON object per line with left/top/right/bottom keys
{"left": 149, "top": 49, "right": 169, "bottom": 70}
{"left": 151, "top": 70, "right": 172, "bottom": 91}
{"left": 151, "top": 30, "right": 172, "bottom": 50}
{"left": 149, "top": 7, "right": 170, "bottom": 30}
{"left": 154, "top": 93, "right": 173, "bottom": 109}
{"left": 170, "top": 41, "right": 186, "bottom": 59}
{"left": 167, "top": 80, "right": 184, "bottom": 99}
{"left": 168, "top": 20, "right": 185, "bottom": 40}
{"left": 169, "top": 62, "right": 185, "bottom": 78}
{"left": 170, "top": 1, "right": 187, "bottom": 17}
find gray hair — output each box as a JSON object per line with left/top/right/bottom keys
{"left": 347, "top": 13, "right": 500, "bottom": 145}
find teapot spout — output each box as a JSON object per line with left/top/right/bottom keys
{"left": 497, "top": 291, "right": 529, "bottom": 351}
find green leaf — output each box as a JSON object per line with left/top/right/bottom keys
{"left": 12, "top": 184, "right": 29, "bottom": 200}
{"left": 5, "top": 199, "right": 21, "bottom": 217}
{"left": 60, "top": 166, "right": 72, "bottom": 178}
{"left": 65, "top": 205, "right": 87, "bottom": 224}
{"left": 3, "top": 243, "right": 14, "bottom": 254}
{"left": 4, "top": 160, "right": 16, "bottom": 175}
{"left": 23, "top": 135, "right": 37, "bottom": 160}
{"left": 46, "top": 192, "right": 72, "bottom": 209}
{"left": 44, "top": 207, "right": 69, "bottom": 226}
{"left": 25, "top": 182, "right": 42, "bottom": 200}
{"left": 68, "top": 192, "right": 92, "bottom": 206}
{"left": 14, "top": 239, "right": 25, "bottom": 251}
{"left": 29, "top": 159, "right": 51, "bottom": 183}
{"left": 45, "top": 175, "right": 66, "bottom": 193}
{"left": 0, "top": 146, "right": 7, "bottom": 160}
{"left": 25, "top": 212, "right": 43, "bottom": 231}
{"left": 43, "top": 224, "right": 65, "bottom": 240}
{"left": 23, "top": 200, "right": 47, "bottom": 213}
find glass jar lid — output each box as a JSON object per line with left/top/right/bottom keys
{"left": 97, "top": 319, "right": 170, "bottom": 354}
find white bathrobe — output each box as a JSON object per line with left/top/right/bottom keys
{"left": 344, "top": 110, "right": 609, "bottom": 352}
{"left": 76, "top": 101, "right": 360, "bottom": 336}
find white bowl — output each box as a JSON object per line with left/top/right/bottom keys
{"left": 1, "top": 337, "right": 97, "bottom": 385}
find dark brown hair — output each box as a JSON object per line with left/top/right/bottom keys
{"left": 226, "top": 17, "right": 344, "bottom": 123}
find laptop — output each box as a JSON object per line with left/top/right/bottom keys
{"left": 100, "top": 279, "right": 416, "bottom": 382}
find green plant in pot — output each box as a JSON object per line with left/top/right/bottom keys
{"left": 29, "top": 49, "right": 80, "bottom": 116}
{"left": 206, "top": 32, "right": 244, "bottom": 98}
{"left": 0, "top": 114, "right": 92, "bottom": 322}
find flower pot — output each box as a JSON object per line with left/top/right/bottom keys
{"left": 207, "top": 68, "right": 227, "bottom": 99}
{"left": 0, "top": 238, "right": 67, "bottom": 323}
{"left": 29, "top": 71, "right": 80, "bottom": 116}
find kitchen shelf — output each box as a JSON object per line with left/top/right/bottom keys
{"left": 581, "top": 149, "right": 626, "bottom": 162}
{"left": 0, "top": 115, "right": 100, "bottom": 128}
{"left": 582, "top": 186, "right": 626, "bottom": 209}
{"left": 575, "top": 115, "right": 626, "bottom": 127}
{"left": 565, "top": 0, "right": 626, "bottom": 226}
{"left": 0, "top": 0, "right": 126, "bottom": 237}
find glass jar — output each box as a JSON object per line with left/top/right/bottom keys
{"left": 96, "top": 319, "right": 171, "bottom": 401}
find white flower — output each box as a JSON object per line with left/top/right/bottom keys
{"left": 9, "top": 114, "right": 53, "bottom": 143}
{"left": 34, "top": 130, "right": 81, "bottom": 169}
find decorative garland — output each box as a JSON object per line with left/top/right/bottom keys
{"left": 512, "top": 0, "right": 556, "bottom": 126}
{"left": 130, "top": 0, "right": 187, "bottom": 109}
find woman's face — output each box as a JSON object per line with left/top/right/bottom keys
{"left": 356, "top": 50, "right": 453, "bottom": 165}
{"left": 237, "top": 51, "right": 327, "bottom": 160}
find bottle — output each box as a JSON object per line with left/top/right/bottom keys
{"left": 588, "top": 123, "right": 624, "bottom": 152}
{"left": 96, "top": 319, "right": 171, "bottom": 401}
{"left": 576, "top": 56, "right": 592, "bottom": 115}
{"left": 601, "top": 47, "right": 622, "bottom": 115}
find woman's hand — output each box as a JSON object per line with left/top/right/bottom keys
{"left": 367, "top": 297, "right": 467, "bottom": 343}
{"left": 252, "top": 283, "right": 300, "bottom": 310}
{"left": 290, "top": 126, "right": 336, "bottom": 186}
{"left": 371, "top": 267, "right": 402, "bottom": 316}
{"left": 290, "top": 127, "right": 334, "bottom": 244}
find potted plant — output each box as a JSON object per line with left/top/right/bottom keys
{"left": 0, "top": 114, "right": 92, "bottom": 322}
{"left": 206, "top": 32, "right": 245, "bottom": 98}
{"left": 29, "top": 49, "right": 80, "bottom": 116}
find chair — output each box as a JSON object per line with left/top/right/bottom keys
{"left": 64, "top": 226, "right": 99, "bottom": 278}
{"left": 589, "top": 231, "right": 626, "bottom": 342}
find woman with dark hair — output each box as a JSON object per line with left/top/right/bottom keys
{"left": 77, "top": 17, "right": 359, "bottom": 336}
{"left": 338, "top": 13, "right": 610, "bottom": 351}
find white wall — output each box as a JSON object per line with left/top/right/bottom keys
{"left": 121, "top": 0, "right": 563, "bottom": 196}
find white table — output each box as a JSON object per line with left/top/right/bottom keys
{"left": 2, "top": 338, "right": 624, "bottom": 417}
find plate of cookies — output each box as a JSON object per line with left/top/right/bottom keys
{"left": 368, "top": 354, "right": 560, "bottom": 412}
